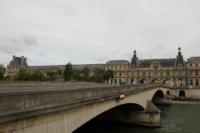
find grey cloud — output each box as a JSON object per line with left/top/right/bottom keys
{"left": 1, "top": 0, "right": 200, "bottom": 65}
{"left": 0, "top": 35, "right": 37, "bottom": 54}
{"left": 37, "top": 52, "right": 46, "bottom": 57}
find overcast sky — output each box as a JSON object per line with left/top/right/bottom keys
{"left": 0, "top": 0, "right": 200, "bottom": 66}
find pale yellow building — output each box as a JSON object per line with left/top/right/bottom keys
{"left": 106, "top": 48, "right": 200, "bottom": 89}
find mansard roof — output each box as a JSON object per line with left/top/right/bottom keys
{"left": 138, "top": 59, "right": 151, "bottom": 68}
{"left": 187, "top": 57, "right": 200, "bottom": 62}
{"left": 160, "top": 58, "right": 177, "bottom": 67}
{"left": 189, "top": 57, "right": 200, "bottom": 59}
{"left": 13, "top": 57, "right": 22, "bottom": 66}
{"left": 106, "top": 58, "right": 179, "bottom": 68}
{"left": 138, "top": 58, "right": 177, "bottom": 68}
{"left": 106, "top": 60, "right": 130, "bottom": 65}
{"left": 28, "top": 64, "right": 105, "bottom": 71}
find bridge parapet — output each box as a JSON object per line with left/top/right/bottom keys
{"left": 0, "top": 83, "right": 165, "bottom": 124}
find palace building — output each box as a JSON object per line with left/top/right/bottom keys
{"left": 6, "top": 56, "right": 28, "bottom": 76}
{"left": 6, "top": 47, "right": 200, "bottom": 89}
{"left": 105, "top": 47, "right": 200, "bottom": 89}
{"left": 6, "top": 56, "right": 104, "bottom": 77}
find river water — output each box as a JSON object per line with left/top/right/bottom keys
{"left": 75, "top": 101, "right": 200, "bottom": 133}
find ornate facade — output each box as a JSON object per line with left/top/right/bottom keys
{"left": 7, "top": 56, "right": 28, "bottom": 76}
{"left": 105, "top": 48, "right": 200, "bottom": 89}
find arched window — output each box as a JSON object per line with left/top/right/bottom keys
{"left": 167, "top": 71, "right": 170, "bottom": 76}
{"left": 196, "top": 71, "right": 199, "bottom": 76}
{"left": 196, "top": 79, "right": 199, "bottom": 86}
{"left": 119, "top": 72, "right": 121, "bottom": 77}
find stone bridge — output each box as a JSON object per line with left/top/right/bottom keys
{"left": 0, "top": 82, "right": 172, "bottom": 133}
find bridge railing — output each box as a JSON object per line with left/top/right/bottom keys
{"left": 0, "top": 83, "right": 163, "bottom": 123}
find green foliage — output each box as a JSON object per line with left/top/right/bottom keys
{"left": 0, "top": 65, "right": 6, "bottom": 80}
{"left": 71, "top": 67, "right": 113, "bottom": 83}
{"left": 14, "top": 70, "right": 48, "bottom": 81}
{"left": 6, "top": 63, "right": 112, "bottom": 83}
{"left": 3, "top": 75, "right": 11, "bottom": 80}
{"left": 31, "top": 71, "right": 47, "bottom": 81}
{"left": 64, "top": 63, "right": 73, "bottom": 81}
{"left": 82, "top": 67, "right": 90, "bottom": 81}
{"left": 90, "top": 69, "right": 104, "bottom": 83}
{"left": 103, "top": 70, "right": 114, "bottom": 81}
{"left": 72, "top": 67, "right": 90, "bottom": 81}
{"left": 72, "top": 69, "right": 82, "bottom": 81}
{"left": 56, "top": 68, "right": 62, "bottom": 75}
{"left": 46, "top": 70, "right": 56, "bottom": 81}
{"left": 15, "top": 69, "right": 32, "bottom": 81}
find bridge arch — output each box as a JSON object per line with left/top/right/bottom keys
{"left": 166, "top": 90, "right": 170, "bottom": 95}
{"left": 74, "top": 88, "right": 170, "bottom": 133}
{"left": 151, "top": 79, "right": 159, "bottom": 83}
{"left": 0, "top": 85, "right": 171, "bottom": 133}
{"left": 73, "top": 103, "right": 144, "bottom": 133}
{"left": 163, "top": 79, "right": 176, "bottom": 87}
{"left": 162, "top": 79, "right": 170, "bottom": 85}
{"left": 151, "top": 89, "right": 165, "bottom": 105}
{"left": 175, "top": 78, "right": 183, "bottom": 87}
{"left": 74, "top": 88, "right": 170, "bottom": 132}
{"left": 151, "top": 90, "right": 164, "bottom": 99}
{"left": 139, "top": 79, "right": 148, "bottom": 84}
{"left": 179, "top": 90, "right": 186, "bottom": 97}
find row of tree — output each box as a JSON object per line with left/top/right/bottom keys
{"left": 13, "top": 70, "right": 52, "bottom": 81}
{"left": 0, "top": 65, "right": 6, "bottom": 80}
{"left": 0, "top": 63, "right": 114, "bottom": 83}
{"left": 64, "top": 63, "right": 113, "bottom": 83}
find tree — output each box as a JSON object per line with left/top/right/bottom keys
{"left": 72, "top": 69, "right": 81, "bottom": 81}
{"left": 15, "top": 69, "right": 32, "bottom": 81}
{"left": 64, "top": 63, "right": 73, "bottom": 81}
{"left": 90, "top": 69, "right": 104, "bottom": 83}
{"left": 103, "top": 70, "right": 114, "bottom": 83}
{"left": 82, "top": 67, "right": 90, "bottom": 81}
{"left": 46, "top": 70, "right": 56, "bottom": 81}
{"left": 31, "top": 71, "right": 47, "bottom": 81}
{"left": 56, "top": 68, "right": 62, "bottom": 75}
{"left": 0, "top": 65, "right": 6, "bottom": 80}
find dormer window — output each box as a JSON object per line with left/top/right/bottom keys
{"left": 153, "top": 64, "right": 159, "bottom": 70}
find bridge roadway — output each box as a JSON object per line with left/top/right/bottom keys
{"left": 0, "top": 82, "right": 111, "bottom": 93}
{"left": 0, "top": 82, "right": 170, "bottom": 133}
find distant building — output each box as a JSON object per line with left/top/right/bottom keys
{"left": 6, "top": 55, "right": 104, "bottom": 78}
{"left": 7, "top": 56, "right": 28, "bottom": 76}
{"left": 105, "top": 47, "right": 200, "bottom": 89}
{"left": 28, "top": 64, "right": 105, "bottom": 77}
{"left": 6, "top": 47, "right": 200, "bottom": 88}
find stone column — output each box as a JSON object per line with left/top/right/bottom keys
{"left": 129, "top": 101, "right": 161, "bottom": 127}
{"left": 101, "top": 101, "right": 161, "bottom": 127}
{"left": 153, "top": 97, "right": 172, "bottom": 106}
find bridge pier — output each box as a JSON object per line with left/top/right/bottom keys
{"left": 130, "top": 101, "right": 161, "bottom": 127}
{"left": 153, "top": 97, "right": 172, "bottom": 106}
{"left": 97, "top": 101, "right": 161, "bottom": 127}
